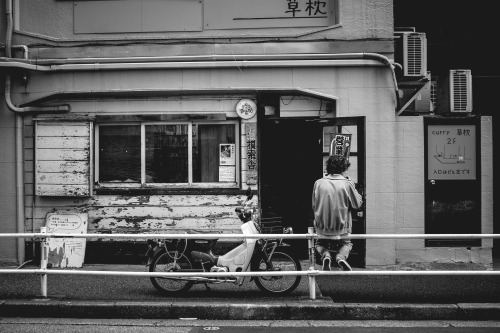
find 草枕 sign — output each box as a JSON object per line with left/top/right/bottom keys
{"left": 427, "top": 125, "right": 476, "bottom": 180}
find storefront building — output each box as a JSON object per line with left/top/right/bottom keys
{"left": 1, "top": 0, "right": 493, "bottom": 267}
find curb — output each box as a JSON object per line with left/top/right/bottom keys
{"left": 2, "top": 299, "right": 500, "bottom": 320}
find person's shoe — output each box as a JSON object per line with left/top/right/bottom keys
{"left": 337, "top": 259, "right": 352, "bottom": 271}
{"left": 322, "top": 256, "right": 332, "bottom": 271}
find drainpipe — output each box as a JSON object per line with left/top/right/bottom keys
{"left": 4, "top": 0, "right": 69, "bottom": 266}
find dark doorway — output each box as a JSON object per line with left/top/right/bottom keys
{"left": 259, "top": 117, "right": 366, "bottom": 267}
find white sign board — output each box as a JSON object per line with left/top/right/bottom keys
{"left": 46, "top": 213, "right": 88, "bottom": 268}
{"left": 427, "top": 125, "right": 476, "bottom": 180}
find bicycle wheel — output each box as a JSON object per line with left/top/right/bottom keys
{"left": 254, "top": 249, "right": 302, "bottom": 294}
{"left": 149, "top": 250, "right": 194, "bottom": 294}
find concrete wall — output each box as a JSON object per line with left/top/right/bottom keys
{"left": 15, "top": 0, "right": 393, "bottom": 43}
{"left": 0, "top": 79, "right": 19, "bottom": 266}
{"left": 366, "top": 116, "right": 493, "bottom": 266}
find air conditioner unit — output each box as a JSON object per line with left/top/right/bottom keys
{"left": 395, "top": 32, "right": 427, "bottom": 77}
{"left": 449, "top": 69, "right": 473, "bottom": 112}
{"left": 414, "top": 72, "right": 433, "bottom": 112}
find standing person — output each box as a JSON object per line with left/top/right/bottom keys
{"left": 312, "top": 155, "right": 363, "bottom": 271}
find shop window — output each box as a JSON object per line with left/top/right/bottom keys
{"left": 96, "top": 121, "right": 239, "bottom": 187}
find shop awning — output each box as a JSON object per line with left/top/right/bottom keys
{"left": 19, "top": 87, "right": 338, "bottom": 107}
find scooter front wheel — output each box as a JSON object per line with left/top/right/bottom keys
{"left": 149, "top": 250, "right": 194, "bottom": 294}
{"left": 253, "top": 249, "right": 302, "bottom": 294}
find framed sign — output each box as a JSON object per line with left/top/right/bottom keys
{"left": 427, "top": 124, "right": 476, "bottom": 180}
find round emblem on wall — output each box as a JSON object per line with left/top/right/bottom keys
{"left": 236, "top": 99, "right": 257, "bottom": 119}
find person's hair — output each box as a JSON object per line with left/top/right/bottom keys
{"left": 326, "top": 155, "right": 350, "bottom": 175}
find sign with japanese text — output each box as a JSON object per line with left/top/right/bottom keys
{"left": 245, "top": 123, "right": 258, "bottom": 185}
{"left": 220, "top": 144, "right": 236, "bottom": 165}
{"left": 330, "top": 133, "right": 352, "bottom": 159}
{"left": 219, "top": 166, "right": 236, "bottom": 182}
{"left": 46, "top": 213, "right": 88, "bottom": 268}
{"left": 204, "top": 0, "right": 337, "bottom": 30}
{"left": 427, "top": 125, "right": 476, "bottom": 180}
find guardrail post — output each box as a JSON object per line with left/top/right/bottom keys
{"left": 40, "top": 227, "right": 48, "bottom": 297}
{"left": 307, "top": 227, "right": 316, "bottom": 300}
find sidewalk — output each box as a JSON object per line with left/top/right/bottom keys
{"left": 1, "top": 262, "right": 500, "bottom": 320}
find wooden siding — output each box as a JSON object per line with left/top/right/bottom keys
{"left": 35, "top": 122, "right": 92, "bottom": 197}
{"left": 28, "top": 194, "right": 258, "bottom": 238}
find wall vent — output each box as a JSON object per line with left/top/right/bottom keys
{"left": 450, "top": 69, "right": 473, "bottom": 112}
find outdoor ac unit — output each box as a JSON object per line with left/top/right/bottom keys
{"left": 395, "top": 32, "right": 427, "bottom": 77}
{"left": 449, "top": 69, "right": 473, "bottom": 112}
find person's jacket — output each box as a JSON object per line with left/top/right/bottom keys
{"left": 312, "top": 174, "right": 363, "bottom": 236}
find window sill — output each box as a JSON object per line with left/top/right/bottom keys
{"left": 94, "top": 184, "right": 246, "bottom": 196}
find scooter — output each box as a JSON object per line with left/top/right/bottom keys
{"left": 144, "top": 191, "right": 301, "bottom": 295}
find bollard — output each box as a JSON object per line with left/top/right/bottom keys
{"left": 40, "top": 227, "right": 48, "bottom": 297}
{"left": 307, "top": 227, "right": 316, "bottom": 300}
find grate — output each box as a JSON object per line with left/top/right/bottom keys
{"left": 406, "top": 34, "right": 423, "bottom": 76}
{"left": 259, "top": 217, "right": 283, "bottom": 234}
{"left": 451, "top": 70, "right": 471, "bottom": 111}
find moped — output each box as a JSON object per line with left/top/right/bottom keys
{"left": 145, "top": 191, "right": 301, "bottom": 295}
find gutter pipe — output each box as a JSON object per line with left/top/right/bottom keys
{"left": 1, "top": 52, "right": 399, "bottom": 95}
{"left": 4, "top": 0, "right": 69, "bottom": 266}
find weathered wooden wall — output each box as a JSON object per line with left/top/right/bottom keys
{"left": 28, "top": 194, "right": 257, "bottom": 236}
{"left": 35, "top": 122, "right": 92, "bottom": 197}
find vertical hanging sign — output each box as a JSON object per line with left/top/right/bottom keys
{"left": 330, "top": 134, "right": 352, "bottom": 159}
{"left": 245, "top": 123, "right": 258, "bottom": 185}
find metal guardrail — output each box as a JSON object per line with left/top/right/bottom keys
{"left": 1, "top": 227, "right": 500, "bottom": 300}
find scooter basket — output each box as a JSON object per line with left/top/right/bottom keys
{"left": 259, "top": 217, "right": 283, "bottom": 234}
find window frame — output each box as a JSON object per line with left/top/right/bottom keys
{"left": 95, "top": 120, "right": 240, "bottom": 189}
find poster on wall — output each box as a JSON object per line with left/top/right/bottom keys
{"left": 219, "top": 143, "right": 236, "bottom": 165}
{"left": 427, "top": 124, "right": 476, "bottom": 180}
{"left": 219, "top": 166, "right": 236, "bottom": 182}
{"left": 46, "top": 213, "right": 88, "bottom": 268}
{"left": 330, "top": 133, "right": 352, "bottom": 159}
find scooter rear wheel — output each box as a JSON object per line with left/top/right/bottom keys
{"left": 254, "top": 249, "right": 302, "bottom": 294}
{"left": 150, "top": 250, "right": 194, "bottom": 294}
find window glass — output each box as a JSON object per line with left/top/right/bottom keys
{"left": 99, "top": 125, "right": 141, "bottom": 182}
{"left": 193, "top": 124, "right": 236, "bottom": 183}
{"left": 146, "top": 125, "right": 189, "bottom": 183}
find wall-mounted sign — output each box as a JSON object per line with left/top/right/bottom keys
{"left": 236, "top": 99, "right": 257, "bottom": 119}
{"left": 427, "top": 125, "right": 476, "bottom": 180}
{"left": 330, "top": 133, "right": 352, "bottom": 159}
{"left": 245, "top": 123, "right": 258, "bottom": 185}
{"left": 204, "top": 0, "right": 337, "bottom": 30}
{"left": 46, "top": 213, "right": 88, "bottom": 268}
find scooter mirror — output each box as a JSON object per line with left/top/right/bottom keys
{"left": 246, "top": 187, "right": 253, "bottom": 201}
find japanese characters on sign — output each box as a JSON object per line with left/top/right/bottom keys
{"left": 245, "top": 123, "right": 258, "bottom": 185}
{"left": 285, "top": 0, "right": 327, "bottom": 17}
{"left": 219, "top": 143, "right": 236, "bottom": 182}
{"left": 427, "top": 125, "right": 476, "bottom": 180}
{"left": 236, "top": 99, "right": 257, "bottom": 120}
{"left": 204, "top": 0, "right": 336, "bottom": 30}
{"left": 330, "top": 133, "right": 352, "bottom": 159}
{"left": 46, "top": 213, "right": 88, "bottom": 268}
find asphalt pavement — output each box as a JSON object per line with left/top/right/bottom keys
{"left": 1, "top": 260, "right": 500, "bottom": 320}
